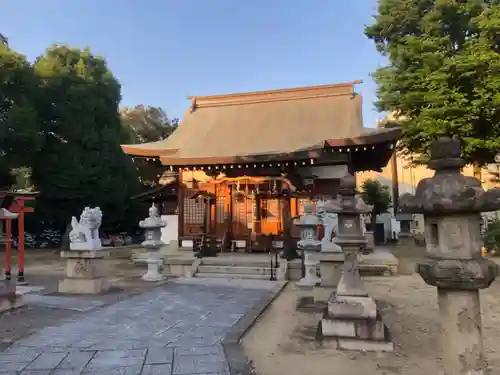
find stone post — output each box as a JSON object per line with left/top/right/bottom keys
{"left": 294, "top": 203, "right": 321, "bottom": 287}
{"left": 59, "top": 206, "right": 110, "bottom": 294}
{"left": 321, "top": 174, "right": 393, "bottom": 352}
{"left": 139, "top": 203, "right": 166, "bottom": 282}
{"left": 400, "top": 138, "right": 499, "bottom": 375}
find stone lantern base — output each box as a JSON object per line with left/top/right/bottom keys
{"left": 321, "top": 293, "right": 393, "bottom": 352}
{"left": 58, "top": 250, "right": 110, "bottom": 294}
{"left": 141, "top": 250, "right": 164, "bottom": 282}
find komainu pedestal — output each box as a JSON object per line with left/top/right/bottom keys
{"left": 59, "top": 207, "right": 110, "bottom": 294}
{"left": 321, "top": 175, "right": 393, "bottom": 352}
{"left": 58, "top": 250, "right": 110, "bottom": 294}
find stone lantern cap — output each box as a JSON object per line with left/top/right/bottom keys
{"left": 293, "top": 203, "right": 321, "bottom": 227}
{"left": 400, "top": 137, "right": 500, "bottom": 215}
{"left": 332, "top": 174, "right": 373, "bottom": 214}
{"left": 139, "top": 204, "right": 167, "bottom": 229}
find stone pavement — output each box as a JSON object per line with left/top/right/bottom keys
{"left": 0, "top": 278, "right": 282, "bottom": 375}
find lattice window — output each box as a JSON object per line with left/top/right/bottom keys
{"left": 160, "top": 201, "right": 177, "bottom": 215}
{"left": 216, "top": 196, "right": 228, "bottom": 224}
{"left": 184, "top": 199, "right": 205, "bottom": 224}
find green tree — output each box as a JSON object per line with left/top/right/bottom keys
{"left": 0, "top": 33, "right": 7, "bottom": 46}
{"left": 0, "top": 43, "right": 40, "bottom": 189}
{"left": 31, "top": 45, "right": 142, "bottom": 232}
{"left": 120, "top": 105, "right": 178, "bottom": 144}
{"left": 365, "top": 0, "right": 500, "bottom": 167}
{"left": 360, "top": 179, "right": 392, "bottom": 231}
{"left": 121, "top": 105, "right": 178, "bottom": 187}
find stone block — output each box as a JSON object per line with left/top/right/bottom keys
{"left": 58, "top": 277, "right": 109, "bottom": 294}
{"left": 360, "top": 248, "right": 399, "bottom": 275}
{"left": 338, "top": 338, "right": 394, "bottom": 352}
{"left": 355, "top": 318, "right": 387, "bottom": 340}
{"left": 60, "top": 250, "right": 108, "bottom": 259}
{"left": 328, "top": 295, "right": 377, "bottom": 319}
{"left": 321, "top": 319, "right": 356, "bottom": 337}
{"left": 64, "top": 257, "right": 106, "bottom": 279}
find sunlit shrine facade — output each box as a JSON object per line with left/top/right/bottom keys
{"left": 121, "top": 82, "right": 401, "bottom": 250}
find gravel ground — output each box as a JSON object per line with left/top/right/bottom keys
{"left": 242, "top": 257, "right": 500, "bottom": 375}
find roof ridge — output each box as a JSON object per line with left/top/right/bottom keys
{"left": 187, "top": 80, "right": 362, "bottom": 109}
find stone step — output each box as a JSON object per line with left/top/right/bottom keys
{"left": 200, "top": 258, "right": 272, "bottom": 268}
{"left": 194, "top": 273, "right": 272, "bottom": 280}
{"left": 197, "top": 265, "right": 272, "bottom": 276}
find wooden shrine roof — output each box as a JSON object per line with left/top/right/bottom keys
{"left": 121, "top": 81, "right": 401, "bottom": 166}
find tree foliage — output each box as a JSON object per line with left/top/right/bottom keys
{"left": 0, "top": 43, "right": 40, "bottom": 188}
{"left": 120, "top": 105, "right": 178, "bottom": 187}
{"left": 360, "top": 179, "right": 392, "bottom": 230}
{"left": 31, "top": 45, "right": 142, "bottom": 232}
{"left": 366, "top": 0, "right": 500, "bottom": 166}
{"left": 0, "top": 33, "right": 7, "bottom": 46}
{"left": 121, "top": 105, "right": 178, "bottom": 144}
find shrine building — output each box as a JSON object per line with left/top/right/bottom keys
{"left": 121, "top": 81, "right": 401, "bottom": 251}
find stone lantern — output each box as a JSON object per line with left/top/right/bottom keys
{"left": 294, "top": 203, "right": 321, "bottom": 287}
{"left": 321, "top": 174, "right": 393, "bottom": 352}
{"left": 139, "top": 203, "right": 167, "bottom": 282}
{"left": 400, "top": 138, "right": 499, "bottom": 375}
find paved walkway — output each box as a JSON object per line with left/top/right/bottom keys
{"left": 0, "top": 278, "right": 280, "bottom": 375}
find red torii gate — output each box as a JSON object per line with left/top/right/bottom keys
{"left": 8, "top": 192, "right": 38, "bottom": 284}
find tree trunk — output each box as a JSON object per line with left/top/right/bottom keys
{"left": 390, "top": 153, "right": 399, "bottom": 212}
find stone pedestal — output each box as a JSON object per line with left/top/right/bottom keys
{"left": 0, "top": 279, "right": 24, "bottom": 312}
{"left": 58, "top": 250, "right": 110, "bottom": 294}
{"left": 317, "top": 251, "right": 344, "bottom": 288}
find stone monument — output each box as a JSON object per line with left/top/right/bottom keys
{"left": 316, "top": 199, "right": 344, "bottom": 287}
{"left": 139, "top": 203, "right": 166, "bottom": 281}
{"left": 294, "top": 203, "right": 321, "bottom": 287}
{"left": 59, "top": 206, "right": 110, "bottom": 294}
{"left": 321, "top": 174, "right": 393, "bottom": 351}
{"left": 400, "top": 138, "right": 500, "bottom": 375}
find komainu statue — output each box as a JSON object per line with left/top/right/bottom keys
{"left": 69, "top": 207, "right": 103, "bottom": 251}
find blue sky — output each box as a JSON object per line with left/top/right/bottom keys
{"left": 1, "top": 0, "right": 386, "bottom": 126}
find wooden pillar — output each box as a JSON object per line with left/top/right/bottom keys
{"left": 254, "top": 196, "right": 261, "bottom": 234}
{"left": 177, "top": 169, "right": 184, "bottom": 241}
{"left": 228, "top": 184, "right": 233, "bottom": 235}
